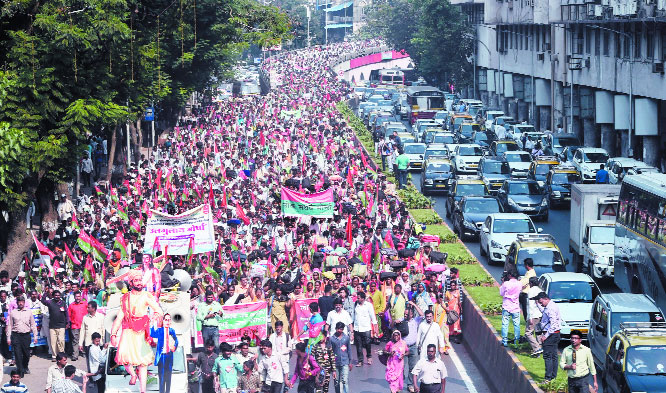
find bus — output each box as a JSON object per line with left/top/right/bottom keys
{"left": 378, "top": 69, "right": 405, "bottom": 88}
{"left": 614, "top": 173, "right": 666, "bottom": 312}
{"left": 406, "top": 86, "right": 445, "bottom": 124}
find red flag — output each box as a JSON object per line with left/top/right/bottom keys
{"left": 31, "top": 232, "right": 55, "bottom": 259}
{"left": 345, "top": 215, "right": 353, "bottom": 245}
{"left": 236, "top": 202, "right": 250, "bottom": 225}
{"left": 260, "top": 130, "right": 266, "bottom": 146}
{"left": 221, "top": 187, "right": 227, "bottom": 209}
{"left": 208, "top": 180, "right": 214, "bottom": 206}
{"left": 384, "top": 230, "right": 395, "bottom": 249}
{"left": 64, "top": 243, "right": 81, "bottom": 265}
{"left": 346, "top": 166, "right": 353, "bottom": 188}
{"left": 360, "top": 152, "right": 368, "bottom": 168}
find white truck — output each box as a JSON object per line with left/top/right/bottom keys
{"left": 569, "top": 184, "right": 620, "bottom": 280}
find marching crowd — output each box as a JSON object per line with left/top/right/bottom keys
{"left": 2, "top": 41, "right": 463, "bottom": 393}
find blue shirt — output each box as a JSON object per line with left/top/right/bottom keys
{"left": 540, "top": 300, "right": 561, "bottom": 339}
{"left": 1, "top": 382, "right": 28, "bottom": 393}
{"left": 329, "top": 333, "right": 351, "bottom": 366}
{"left": 596, "top": 169, "right": 609, "bottom": 183}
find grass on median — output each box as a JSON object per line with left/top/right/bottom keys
{"left": 439, "top": 242, "right": 476, "bottom": 264}
{"left": 410, "top": 208, "right": 442, "bottom": 224}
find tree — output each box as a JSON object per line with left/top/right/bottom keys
{"left": 0, "top": 0, "right": 289, "bottom": 274}
{"left": 364, "top": 0, "right": 473, "bottom": 87}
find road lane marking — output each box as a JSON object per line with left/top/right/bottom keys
{"left": 449, "top": 348, "right": 479, "bottom": 393}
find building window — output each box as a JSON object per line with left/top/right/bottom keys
{"left": 624, "top": 31, "right": 630, "bottom": 58}
{"left": 595, "top": 29, "right": 601, "bottom": 56}
{"left": 661, "top": 30, "right": 666, "bottom": 61}
{"left": 616, "top": 31, "right": 622, "bottom": 57}
{"left": 585, "top": 27, "right": 592, "bottom": 55}
{"left": 603, "top": 31, "right": 610, "bottom": 56}
{"left": 572, "top": 26, "right": 584, "bottom": 55}
{"left": 635, "top": 25, "right": 642, "bottom": 59}
{"left": 647, "top": 27, "right": 654, "bottom": 59}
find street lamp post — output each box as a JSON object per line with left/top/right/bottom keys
{"left": 591, "top": 25, "right": 633, "bottom": 156}
{"left": 304, "top": 5, "right": 311, "bottom": 47}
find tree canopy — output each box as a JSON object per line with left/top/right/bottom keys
{"left": 0, "top": 0, "right": 290, "bottom": 213}
{"left": 364, "top": 0, "right": 473, "bottom": 88}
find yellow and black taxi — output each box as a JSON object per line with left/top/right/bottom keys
{"left": 489, "top": 140, "right": 521, "bottom": 157}
{"left": 457, "top": 122, "right": 482, "bottom": 144}
{"left": 477, "top": 156, "right": 512, "bottom": 194}
{"left": 527, "top": 156, "right": 561, "bottom": 187}
{"left": 601, "top": 322, "right": 666, "bottom": 393}
{"left": 420, "top": 158, "right": 454, "bottom": 195}
{"left": 503, "top": 233, "right": 567, "bottom": 276}
{"left": 444, "top": 177, "right": 489, "bottom": 218}
{"left": 544, "top": 165, "right": 581, "bottom": 207}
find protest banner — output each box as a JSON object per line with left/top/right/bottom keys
{"left": 143, "top": 205, "right": 215, "bottom": 255}
{"left": 195, "top": 301, "right": 268, "bottom": 346}
{"left": 281, "top": 187, "right": 334, "bottom": 218}
{"left": 294, "top": 298, "right": 319, "bottom": 337}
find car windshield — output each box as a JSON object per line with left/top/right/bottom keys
{"left": 496, "top": 143, "right": 519, "bottom": 154}
{"left": 552, "top": 173, "right": 580, "bottom": 184}
{"left": 509, "top": 183, "right": 542, "bottom": 195}
{"left": 404, "top": 145, "right": 426, "bottom": 154}
{"left": 496, "top": 118, "right": 506, "bottom": 125}
{"left": 463, "top": 199, "right": 501, "bottom": 213}
{"left": 548, "top": 281, "right": 593, "bottom": 302}
{"left": 454, "top": 117, "right": 470, "bottom": 125}
{"left": 484, "top": 162, "right": 511, "bottom": 175}
{"left": 505, "top": 153, "right": 532, "bottom": 163}
{"left": 427, "top": 163, "right": 451, "bottom": 172}
{"left": 517, "top": 248, "right": 562, "bottom": 266}
{"left": 425, "top": 150, "right": 448, "bottom": 159}
{"left": 535, "top": 164, "right": 551, "bottom": 175}
{"left": 626, "top": 346, "right": 666, "bottom": 375}
{"left": 387, "top": 127, "right": 405, "bottom": 134}
{"left": 456, "top": 184, "right": 487, "bottom": 196}
{"left": 433, "top": 135, "right": 455, "bottom": 144}
{"left": 461, "top": 124, "right": 480, "bottom": 134}
{"left": 458, "top": 146, "right": 483, "bottom": 156}
{"left": 493, "top": 218, "right": 536, "bottom": 233}
{"left": 474, "top": 133, "right": 488, "bottom": 142}
{"left": 584, "top": 152, "right": 609, "bottom": 163}
{"left": 108, "top": 347, "right": 186, "bottom": 375}
{"left": 589, "top": 226, "right": 615, "bottom": 244}
{"left": 553, "top": 136, "right": 580, "bottom": 148}
{"left": 435, "top": 112, "right": 447, "bottom": 119}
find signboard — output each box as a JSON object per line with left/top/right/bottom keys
{"left": 194, "top": 301, "right": 268, "bottom": 345}
{"left": 281, "top": 187, "right": 334, "bottom": 218}
{"left": 143, "top": 205, "right": 215, "bottom": 255}
{"left": 145, "top": 107, "right": 155, "bottom": 122}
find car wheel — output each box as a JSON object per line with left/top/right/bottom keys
{"left": 480, "top": 243, "right": 487, "bottom": 256}
{"left": 543, "top": 212, "right": 549, "bottom": 222}
{"left": 445, "top": 203, "right": 451, "bottom": 218}
{"left": 422, "top": 188, "right": 429, "bottom": 196}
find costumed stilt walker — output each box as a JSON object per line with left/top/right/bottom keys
{"left": 110, "top": 269, "right": 164, "bottom": 393}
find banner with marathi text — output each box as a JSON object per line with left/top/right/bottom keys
{"left": 195, "top": 301, "right": 268, "bottom": 346}
{"left": 294, "top": 298, "right": 319, "bottom": 338}
{"left": 281, "top": 187, "right": 334, "bottom": 218}
{"left": 143, "top": 205, "right": 215, "bottom": 255}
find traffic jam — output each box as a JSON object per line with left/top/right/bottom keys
{"left": 352, "top": 69, "right": 666, "bottom": 392}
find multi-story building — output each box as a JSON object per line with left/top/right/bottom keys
{"left": 453, "top": 0, "right": 666, "bottom": 166}
{"left": 320, "top": 0, "right": 371, "bottom": 42}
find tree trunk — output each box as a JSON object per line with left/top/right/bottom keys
{"left": 135, "top": 118, "right": 143, "bottom": 163}
{"left": 129, "top": 120, "right": 139, "bottom": 165}
{"left": 106, "top": 124, "right": 118, "bottom": 183}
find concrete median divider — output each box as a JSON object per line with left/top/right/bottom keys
{"left": 339, "top": 100, "right": 544, "bottom": 393}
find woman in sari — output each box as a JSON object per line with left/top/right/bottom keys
{"left": 384, "top": 330, "right": 408, "bottom": 393}
{"left": 446, "top": 281, "right": 463, "bottom": 344}
{"left": 433, "top": 293, "right": 452, "bottom": 355}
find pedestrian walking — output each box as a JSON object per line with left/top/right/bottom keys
{"left": 560, "top": 329, "right": 598, "bottom": 393}
{"left": 400, "top": 306, "right": 420, "bottom": 393}
{"left": 596, "top": 164, "right": 609, "bottom": 184}
{"left": 352, "top": 292, "right": 376, "bottom": 366}
{"left": 288, "top": 342, "right": 321, "bottom": 393}
{"left": 499, "top": 271, "right": 522, "bottom": 346}
{"left": 51, "top": 365, "right": 83, "bottom": 393}
{"left": 519, "top": 259, "right": 536, "bottom": 321}
{"left": 45, "top": 354, "right": 86, "bottom": 393}
{"left": 67, "top": 291, "right": 87, "bottom": 361}
{"left": 6, "top": 296, "right": 37, "bottom": 378}
{"left": 213, "top": 342, "right": 243, "bottom": 393}
{"left": 411, "top": 344, "right": 447, "bottom": 393}
{"left": 79, "top": 301, "right": 104, "bottom": 365}
{"left": 1, "top": 370, "right": 28, "bottom": 393}
{"left": 532, "top": 291, "right": 561, "bottom": 382}
{"left": 257, "top": 340, "right": 290, "bottom": 393}
{"left": 396, "top": 149, "right": 409, "bottom": 190}
{"left": 238, "top": 360, "right": 261, "bottom": 392}
{"left": 195, "top": 340, "right": 218, "bottom": 393}
{"left": 41, "top": 290, "right": 68, "bottom": 362}
{"left": 196, "top": 291, "right": 222, "bottom": 350}
{"left": 311, "top": 330, "right": 335, "bottom": 393}
{"left": 81, "top": 155, "right": 93, "bottom": 188}
{"left": 329, "top": 322, "right": 352, "bottom": 393}
{"left": 384, "top": 330, "right": 408, "bottom": 393}
{"left": 86, "top": 333, "right": 107, "bottom": 393}
{"left": 416, "top": 310, "right": 445, "bottom": 359}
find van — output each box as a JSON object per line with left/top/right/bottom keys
{"left": 588, "top": 293, "right": 665, "bottom": 369}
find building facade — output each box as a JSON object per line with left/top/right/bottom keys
{"left": 453, "top": 0, "right": 666, "bottom": 166}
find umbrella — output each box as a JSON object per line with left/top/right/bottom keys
{"left": 425, "top": 263, "right": 447, "bottom": 272}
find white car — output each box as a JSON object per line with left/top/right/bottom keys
{"left": 537, "top": 272, "right": 600, "bottom": 339}
{"left": 433, "top": 111, "right": 449, "bottom": 127}
{"left": 484, "top": 111, "right": 505, "bottom": 130}
{"left": 480, "top": 213, "right": 542, "bottom": 264}
{"left": 452, "top": 144, "right": 484, "bottom": 175}
{"left": 606, "top": 157, "right": 647, "bottom": 184}
{"left": 502, "top": 151, "right": 533, "bottom": 178}
{"left": 571, "top": 147, "right": 610, "bottom": 183}
{"left": 403, "top": 143, "right": 427, "bottom": 170}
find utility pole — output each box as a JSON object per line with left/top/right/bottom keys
{"left": 305, "top": 5, "right": 311, "bottom": 47}
{"left": 126, "top": 99, "right": 131, "bottom": 168}
{"left": 151, "top": 101, "right": 155, "bottom": 157}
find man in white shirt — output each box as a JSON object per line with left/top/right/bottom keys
{"left": 353, "top": 292, "right": 376, "bottom": 366}
{"left": 257, "top": 340, "right": 290, "bottom": 393}
{"left": 87, "top": 332, "right": 107, "bottom": 393}
{"left": 525, "top": 276, "right": 543, "bottom": 356}
{"left": 268, "top": 321, "right": 291, "bottom": 364}
{"left": 416, "top": 310, "right": 445, "bottom": 359}
{"left": 326, "top": 298, "right": 353, "bottom": 336}
{"left": 79, "top": 301, "right": 105, "bottom": 360}
{"left": 495, "top": 124, "right": 507, "bottom": 140}
{"left": 412, "top": 344, "right": 447, "bottom": 393}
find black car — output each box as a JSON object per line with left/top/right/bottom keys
{"left": 420, "top": 159, "right": 454, "bottom": 195}
{"left": 444, "top": 179, "right": 489, "bottom": 218}
{"left": 477, "top": 156, "right": 512, "bottom": 194}
{"left": 470, "top": 130, "right": 496, "bottom": 149}
{"left": 544, "top": 169, "right": 581, "bottom": 207}
{"left": 496, "top": 179, "right": 550, "bottom": 221}
{"left": 452, "top": 196, "right": 503, "bottom": 241}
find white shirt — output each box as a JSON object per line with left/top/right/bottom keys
{"left": 257, "top": 353, "right": 289, "bottom": 384}
{"left": 88, "top": 345, "right": 107, "bottom": 381}
{"left": 80, "top": 312, "right": 105, "bottom": 347}
{"left": 269, "top": 332, "right": 291, "bottom": 363}
{"left": 411, "top": 357, "right": 448, "bottom": 384}
{"left": 326, "top": 309, "right": 353, "bottom": 335}
{"left": 495, "top": 125, "right": 507, "bottom": 140}
{"left": 416, "top": 321, "right": 445, "bottom": 359}
{"left": 527, "top": 286, "right": 543, "bottom": 320}
{"left": 353, "top": 301, "right": 376, "bottom": 333}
